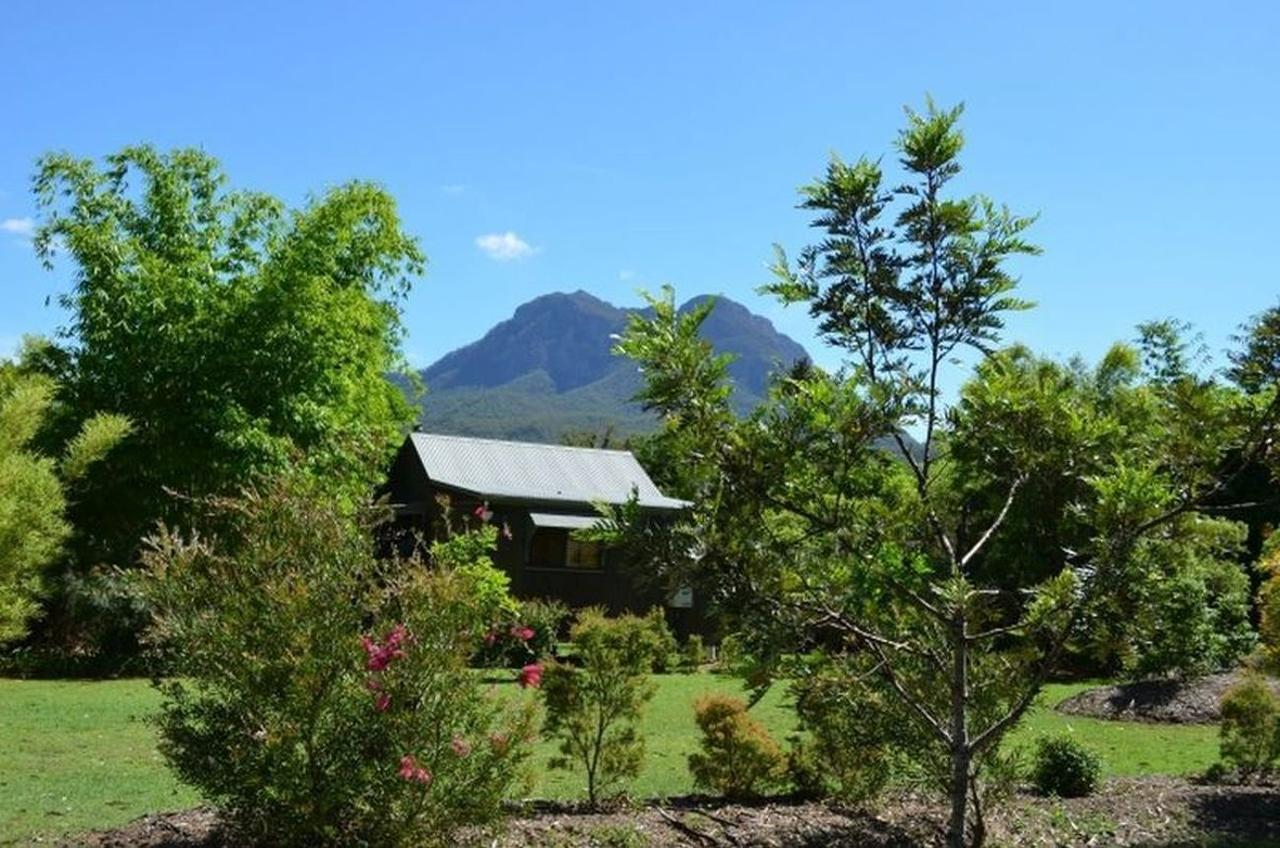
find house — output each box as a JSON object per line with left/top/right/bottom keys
{"left": 382, "top": 432, "right": 696, "bottom": 628}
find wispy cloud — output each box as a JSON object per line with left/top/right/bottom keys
{"left": 474, "top": 231, "right": 537, "bottom": 261}
{"left": 618, "top": 269, "right": 638, "bottom": 282}
{"left": 440, "top": 184, "right": 467, "bottom": 196}
{"left": 1, "top": 217, "right": 34, "bottom": 238}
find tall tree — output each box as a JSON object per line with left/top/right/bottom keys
{"left": 0, "top": 350, "right": 129, "bottom": 643}
{"left": 614, "top": 102, "right": 1279, "bottom": 847}
{"left": 29, "top": 147, "right": 424, "bottom": 652}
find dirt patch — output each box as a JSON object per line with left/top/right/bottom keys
{"left": 1055, "top": 671, "right": 1280, "bottom": 724}
{"left": 65, "top": 778, "right": 1280, "bottom": 847}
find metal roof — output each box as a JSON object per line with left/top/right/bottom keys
{"left": 529, "top": 512, "right": 605, "bottom": 530}
{"left": 407, "top": 433, "right": 689, "bottom": 510}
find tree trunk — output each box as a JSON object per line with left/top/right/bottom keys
{"left": 946, "top": 616, "right": 972, "bottom": 848}
{"left": 947, "top": 746, "right": 972, "bottom": 848}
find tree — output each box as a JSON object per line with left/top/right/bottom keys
{"left": 613, "top": 102, "right": 1279, "bottom": 846}
{"left": 0, "top": 349, "right": 129, "bottom": 643}
{"left": 29, "top": 146, "right": 424, "bottom": 653}
{"left": 541, "top": 609, "right": 656, "bottom": 805}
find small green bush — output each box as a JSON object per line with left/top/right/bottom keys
{"left": 1219, "top": 673, "right": 1280, "bottom": 777}
{"left": 640, "top": 607, "right": 679, "bottom": 673}
{"left": 680, "top": 634, "right": 706, "bottom": 671}
{"left": 1031, "top": 734, "right": 1102, "bottom": 798}
{"left": 688, "top": 693, "right": 786, "bottom": 798}
{"left": 542, "top": 608, "right": 656, "bottom": 805}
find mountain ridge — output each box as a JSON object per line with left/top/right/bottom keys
{"left": 413, "top": 290, "right": 809, "bottom": 442}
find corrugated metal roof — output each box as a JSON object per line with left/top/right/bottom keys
{"left": 408, "top": 433, "right": 689, "bottom": 510}
{"left": 529, "top": 512, "right": 605, "bottom": 530}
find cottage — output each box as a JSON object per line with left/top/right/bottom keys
{"left": 382, "top": 432, "right": 693, "bottom": 624}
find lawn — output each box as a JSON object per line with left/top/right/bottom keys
{"left": 0, "top": 674, "right": 1221, "bottom": 845}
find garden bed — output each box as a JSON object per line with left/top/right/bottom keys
{"left": 67, "top": 777, "right": 1280, "bottom": 847}
{"left": 1055, "top": 671, "right": 1280, "bottom": 724}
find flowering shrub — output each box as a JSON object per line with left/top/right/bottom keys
{"left": 475, "top": 598, "right": 569, "bottom": 668}
{"left": 542, "top": 608, "right": 656, "bottom": 805}
{"left": 688, "top": 694, "right": 787, "bottom": 797}
{"left": 141, "top": 472, "right": 535, "bottom": 846}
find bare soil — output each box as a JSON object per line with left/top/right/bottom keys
{"left": 66, "top": 777, "right": 1280, "bottom": 847}
{"left": 1056, "top": 671, "right": 1280, "bottom": 724}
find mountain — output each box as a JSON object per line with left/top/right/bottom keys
{"left": 413, "top": 290, "right": 810, "bottom": 442}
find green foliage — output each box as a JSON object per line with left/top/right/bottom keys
{"left": 476, "top": 598, "right": 570, "bottom": 668}
{"left": 29, "top": 146, "right": 423, "bottom": 656}
{"left": 0, "top": 364, "right": 128, "bottom": 644}
{"left": 541, "top": 608, "right": 657, "bottom": 805}
{"left": 140, "top": 471, "right": 534, "bottom": 846}
{"left": 789, "top": 655, "right": 914, "bottom": 803}
{"left": 1228, "top": 302, "right": 1280, "bottom": 395}
{"left": 1256, "top": 535, "right": 1280, "bottom": 673}
{"left": 1218, "top": 674, "right": 1280, "bottom": 778}
{"left": 1031, "top": 734, "right": 1102, "bottom": 797}
{"left": 612, "top": 98, "right": 1279, "bottom": 847}
{"left": 680, "top": 634, "right": 706, "bottom": 671}
{"left": 687, "top": 693, "right": 786, "bottom": 798}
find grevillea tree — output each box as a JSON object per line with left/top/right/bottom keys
{"left": 613, "top": 101, "right": 1279, "bottom": 846}
{"left": 141, "top": 469, "right": 535, "bottom": 846}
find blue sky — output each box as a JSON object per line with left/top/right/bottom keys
{"left": 2, "top": 2, "right": 1277, "bottom": 383}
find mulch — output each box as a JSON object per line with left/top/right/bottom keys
{"left": 1055, "top": 671, "right": 1280, "bottom": 724}
{"left": 65, "top": 777, "right": 1280, "bottom": 847}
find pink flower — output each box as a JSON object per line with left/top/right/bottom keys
{"left": 483, "top": 628, "right": 499, "bottom": 646}
{"left": 473, "top": 503, "right": 493, "bottom": 523}
{"left": 511, "top": 625, "right": 535, "bottom": 642}
{"left": 365, "top": 677, "right": 383, "bottom": 692}
{"left": 502, "top": 522, "right": 513, "bottom": 541}
{"left": 361, "top": 624, "right": 410, "bottom": 672}
{"left": 517, "top": 663, "right": 543, "bottom": 689}
{"left": 398, "top": 754, "right": 432, "bottom": 785}
{"left": 374, "top": 692, "right": 391, "bottom": 712}
{"left": 489, "top": 732, "right": 510, "bottom": 756}
{"left": 451, "top": 735, "right": 471, "bottom": 758}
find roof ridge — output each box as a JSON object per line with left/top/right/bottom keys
{"left": 411, "top": 431, "right": 635, "bottom": 456}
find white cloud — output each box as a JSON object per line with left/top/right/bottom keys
{"left": 440, "top": 184, "right": 467, "bottom": 196}
{"left": 618, "top": 269, "right": 637, "bottom": 281}
{"left": 1, "top": 217, "right": 34, "bottom": 238}
{"left": 474, "top": 231, "right": 537, "bottom": 261}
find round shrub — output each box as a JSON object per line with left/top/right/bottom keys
{"left": 688, "top": 693, "right": 787, "bottom": 798}
{"left": 1031, "top": 734, "right": 1102, "bottom": 797}
{"left": 1219, "top": 673, "right": 1280, "bottom": 777}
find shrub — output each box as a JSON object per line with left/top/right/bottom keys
{"left": 141, "top": 473, "right": 535, "bottom": 846}
{"left": 1031, "top": 734, "right": 1102, "bottom": 797}
{"left": 640, "top": 607, "right": 679, "bottom": 673}
{"left": 1219, "top": 673, "right": 1280, "bottom": 777}
{"left": 475, "top": 598, "right": 570, "bottom": 668}
{"left": 688, "top": 693, "right": 786, "bottom": 797}
{"left": 715, "top": 633, "right": 744, "bottom": 674}
{"left": 680, "top": 634, "right": 707, "bottom": 671}
{"left": 1256, "top": 534, "right": 1280, "bottom": 673}
{"left": 789, "top": 661, "right": 902, "bottom": 802}
{"left": 542, "top": 608, "right": 656, "bottom": 805}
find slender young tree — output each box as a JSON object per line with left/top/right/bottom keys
{"left": 614, "top": 102, "right": 1279, "bottom": 847}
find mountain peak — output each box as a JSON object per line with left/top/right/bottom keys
{"left": 416, "top": 290, "right": 809, "bottom": 442}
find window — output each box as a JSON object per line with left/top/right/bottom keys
{"left": 528, "top": 528, "right": 603, "bottom": 569}
{"left": 566, "top": 536, "right": 602, "bottom": 569}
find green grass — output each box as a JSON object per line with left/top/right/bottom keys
{"left": 0, "top": 674, "right": 1223, "bottom": 845}
{"left": 0, "top": 678, "right": 196, "bottom": 846}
